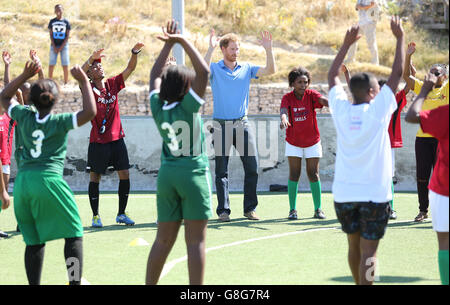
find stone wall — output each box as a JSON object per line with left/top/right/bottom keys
{"left": 54, "top": 83, "right": 330, "bottom": 116}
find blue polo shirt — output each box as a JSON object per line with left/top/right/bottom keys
{"left": 210, "top": 60, "right": 260, "bottom": 120}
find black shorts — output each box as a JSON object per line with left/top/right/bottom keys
{"left": 87, "top": 138, "right": 130, "bottom": 174}
{"left": 334, "top": 201, "right": 391, "bottom": 240}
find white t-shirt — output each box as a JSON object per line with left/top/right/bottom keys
{"left": 357, "top": 0, "right": 382, "bottom": 25}
{"left": 328, "top": 84, "right": 397, "bottom": 203}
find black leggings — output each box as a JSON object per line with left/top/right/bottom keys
{"left": 25, "top": 237, "right": 83, "bottom": 285}
{"left": 415, "top": 137, "right": 438, "bottom": 213}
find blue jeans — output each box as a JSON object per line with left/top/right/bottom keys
{"left": 212, "top": 119, "right": 258, "bottom": 216}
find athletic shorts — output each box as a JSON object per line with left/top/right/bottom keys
{"left": 87, "top": 138, "right": 130, "bottom": 174}
{"left": 13, "top": 171, "right": 83, "bottom": 246}
{"left": 2, "top": 164, "right": 10, "bottom": 175}
{"left": 334, "top": 201, "right": 391, "bottom": 240}
{"left": 285, "top": 141, "right": 322, "bottom": 158}
{"left": 156, "top": 165, "right": 212, "bottom": 222}
{"left": 429, "top": 190, "right": 449, "bottom": 232}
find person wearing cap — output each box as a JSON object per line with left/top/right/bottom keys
{"left": 81, "top": 43, "right": 144, "bottom": 228}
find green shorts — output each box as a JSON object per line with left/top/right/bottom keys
{"left": 157, "top": 165, "right": 212, "bottom": 222}
{"left": 13, "top": 171, "right": 83, "bottom": 246}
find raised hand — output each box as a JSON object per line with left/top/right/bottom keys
{"left": 70, "top": 65, "right": 89, "bottom": 83}
{"left": 406, "top": 42, "right": 416, "bottom": 56}
{"left": 157, "top": 20, "right": 182, "bottom": 43}
{"left": 258, "top": 30, "right": 273, "bottom": 50}
{"left": 132, "top": 42, "right": 145, "bottom": 53}
{"left": 2, "top": 51, "right": 11, "bottom": 66}
{"left": 29, "top": 49, "right": 42, "bottom": 65}
{"left": 22, "top": 60, "right": 41, "bottom": 79}
{"left": 91, "top": 48, "right": 106, "bottom": 62}
{"left": 209, "top": 28, "right": 220, "bottom": 49}
{"left": 343, "top": 25, "right": 361, "bottom": 47}
{"left": 390, "top": 16, "right": 404, "bottom": 39}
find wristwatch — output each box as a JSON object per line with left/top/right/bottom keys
{"left": 132, "top": 49, "right": 141, "bottom": 55}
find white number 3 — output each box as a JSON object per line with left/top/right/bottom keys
{"left": 31, "top": 130, "right": 45, "bottom": 158}
{"left": 161, "top": 122, "right": 179, "bottom": 152}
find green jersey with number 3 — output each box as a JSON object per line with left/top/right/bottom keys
{"left": 150, "top": 88, "right": 209, "bottom": 169}
{"left": 9, "top": 102, "right": 78, "bottom": 174}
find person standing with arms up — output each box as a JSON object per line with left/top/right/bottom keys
{"left": 327, "top": 16, "right": 404, "bottom": 285}
{"left": 204, "top": 29, "right": 276, "bottom": 222}
{"left": 0, "top": 61, "right": 96, "bottom": 285}
{"left": 81, "top": 42, "right": 144, "bottom": 228}
{"left": 146, "top": 20, "right": 211, "bottom": 285}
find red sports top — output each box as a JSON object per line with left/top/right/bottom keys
{"left": 420, "top": 104, "right": 449, "bottom": 197}
{"left": 90, "top": 74, "right": 126, "bottom": 144}
{"left": 388, "top": 90, "right": 407, "bottom": 148}
{"left": 280, "top": 89, "right": 324, "bottom": 148}
{"left": 0, "top": 113, "right": 16, "bottom": 165}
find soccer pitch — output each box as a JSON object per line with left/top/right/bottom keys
{"left": 0, "top": 192, "right": 441, "bottom": 285}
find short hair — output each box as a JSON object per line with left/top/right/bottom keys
{"left": 219, "top": 33, "right": 239, "bottom": 49}
{"left": 29, "top": 79, "right": 60, "bottom": 111}
{"left": 349, "top": 72, "right": 378, "bottom": 101}
{"left": 55, "top": 4, "right": 63, "bottom": 10}
{"left": 159, "top": 65, "right": 195, "bottom": 103}
{"left": 288, "top": 66, "right": 311, "bottom": 86}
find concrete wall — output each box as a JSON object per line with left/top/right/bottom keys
{"left": 9, "top": 114, "right": 419, "bottom": 192}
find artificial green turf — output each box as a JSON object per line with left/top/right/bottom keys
{"left": 0, "top": 193, "right": 440, "bottom": 285}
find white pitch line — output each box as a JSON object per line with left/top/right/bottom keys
{"left": 159, "top": 219, "right": 423, "bottom": 279}
{"left": 160, "top": 226, "right": 338, "bottom": 279}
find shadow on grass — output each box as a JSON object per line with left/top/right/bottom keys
{"left": 387, "top": 220, "right": 433, "bottom": 230}
{"left": 330, "top": 275, "right": 434, "bottom": 284}
{"left": 207, "top": 216, "right": 340, "bottom": 231}
{"left": 83, "top": 222, "right": 157, "bottom": 234}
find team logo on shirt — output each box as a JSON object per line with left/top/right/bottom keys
{"left": 97, "top": 95, "right": 116, "bottom": 105}
{"left": 293, "top": 107, "right": 308, "bottom": 122}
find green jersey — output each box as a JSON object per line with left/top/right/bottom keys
{"left": 150, "top": 88, "right": 209, "bottom": 169}
{"left": 14, "top": 104, "right": 37, "bottom": 168}
{"left": 9, "top": 102, "right": 78, "bottom": 174}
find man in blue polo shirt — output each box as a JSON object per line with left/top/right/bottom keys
{"left": 205, "top": 29, "right": 276, "bottom": 221}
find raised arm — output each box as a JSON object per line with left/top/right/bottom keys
{"left": 341, "top": 64, "right": 351, "bottom": 87}
{"left": 0, "top": 61, "right": 40, "bottom": 111}
{"left": 328, "top": 26, "right": 361, "bottom": 91}
{"left": 385, "top": 16, "right": 405, "bottom": 93}
{"left": 121, "top": 42, "right": 145, "bottom": 82}
{"left": 255, "top": 31, "right": 276, "bottom": 77}
{"left": 30, "top": 50, "right": 45, "bottom": 80}
{"left": 402, "top": 42, "right": 416, "bottom": 90}
{"left": 405, "top": 72, "right": 437, "bottom": 124}
{"left": 70, "top": 66, "right": 97, "bottom": 126}
{"left": 2, "top": 51, "right": 11, "bottom": 85}
{"left": 204, "top": 29, "right": 220, "bottom": 67}
{"left": 151, "top": 20, "right": 210, "bottom": 97}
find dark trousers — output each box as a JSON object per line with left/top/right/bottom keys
{"left": 415, "top": 137, "right": 438, "bottom": 213}
{"left": 212, "top": 119, "right": 258, "bottom": 216}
